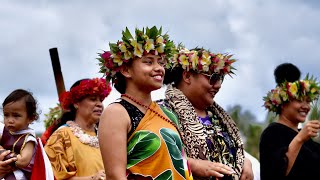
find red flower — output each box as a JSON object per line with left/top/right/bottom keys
{"left": 101, "top": 51, "right": 112, "bottom": 60}
{"left": 59, "top": 78, "right": 111, "bottom": 111}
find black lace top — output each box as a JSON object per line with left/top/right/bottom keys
{"left": 117, "top": 99, "right": 144, "bottom": 137}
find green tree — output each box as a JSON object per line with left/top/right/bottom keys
{"left": 227, "top": 105, "right": 263, "bottom": 159}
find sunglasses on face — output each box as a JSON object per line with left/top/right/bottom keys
{"left": 201, "top": 73, "right": 224, "bottom": 85}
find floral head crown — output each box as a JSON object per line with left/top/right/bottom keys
{"left": 168, "top": 47, "right": 236, "bottom": 76}
{"left": 263, "top": 75, "right": 320, "bottom": 113}
{"left": 59, "top": 78, "right": 112, "bottom": 110}
{"left": 97, "top": 26, "right": 176, "bottom": 83}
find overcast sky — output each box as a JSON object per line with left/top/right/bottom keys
{"left": 1, "top": 0, "right": 319, "bottom": 133}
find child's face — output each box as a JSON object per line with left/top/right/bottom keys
{"left": 3, "top": 99, "right": 32, "bottom": 132}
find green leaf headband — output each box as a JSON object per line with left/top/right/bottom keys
{"left": 263, "top": 75, "right": 320, "bottom": 113}
{"left": 97, "top": 26, "right": 176, "bottom": 83}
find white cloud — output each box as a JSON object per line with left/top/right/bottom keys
{"left": 1, "top": 0, "right": 319, "bottom": 132}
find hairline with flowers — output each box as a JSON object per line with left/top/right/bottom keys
{"left": 97, "top": 26, "right": 177, "bottom": 84}
{"left": 59, "top": 78, "right": 112, "bottom": 111}
{"left": 167, "top": 46, "right": 237, "bottom": 77}
{"left": 263, "top": 74, "right": 320, "bottom": 114}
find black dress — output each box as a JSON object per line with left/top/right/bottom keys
{"left": 260, "top": 122, "right": 320, "bottom": 180}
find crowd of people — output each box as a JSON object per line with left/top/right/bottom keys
{"left": 0, "top": 26, "right": 319, "bottom": 180}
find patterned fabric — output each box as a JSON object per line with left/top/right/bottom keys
{"left": 44, "top": 126, "right": 104, "bottom": 179}
{"left": 118, "top": 100, "right": 144, "bottom": 137}
{"left": 163, "top": 85, "right": 244, "bottom": 180}
{"left": 0, "top": 124, "right": 37, "bottom": 180}
{"left": 126, "top": 101, "right": 193, "bottom": 180}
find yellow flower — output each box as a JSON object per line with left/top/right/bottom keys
{"left": 130, "top": 40, "right": 143, "bottom": 57}
{"left": 272, "top": 93, "right": 282, "bottom": 105}
{"left": 119, "top": 43, "right": 127, "bottom": 53}
{"left": 144, "top": 39, "right": 155, "bottom": 53}
{"left": 288, "top": 82, "right": 298, "bottom": 97}
{"left": 279, "top": 89, "right": 288, "bottom": 101}
{"left": 190, "top": 52, "right": 199, "bottom": 70}
{"left": 156, "top": 36, "right": 164, "bottom": 44}
{"left": 113, "top": 54, "right": 123, "bottom": 66}
{"left": 214, "top": 54, "right": 225, "bottom": 72}
{"left": 200, "top": 51, "right": 211, "bottom": 67}
{"left": 156, "top": 44, "right": 164, "bottom": 54}
{"left": 124, "top": 51, "right": 132, "bottom": 60}
{"left": 179, "top": 54, "right": 189, "bottom": 69}
{"left": 302, "top": 80, "right": 310, "bottom": 91}
{"left": 311, "top": 88, "right": 317, "bottom": 94}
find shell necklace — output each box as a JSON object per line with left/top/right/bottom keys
{"left": 67, "top": 121, "right": 99, "bottom": 148}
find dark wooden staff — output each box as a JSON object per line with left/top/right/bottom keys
{"left": 49, "top": 48, "right": 66, "bottom": 100}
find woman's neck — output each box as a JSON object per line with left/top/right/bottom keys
{"left": 278, "top": 115, "right": 299, "bottom": 132}
{"left": 194, "top": 107, "right": 207, "bottom": 118}
{"left": 124, "top": 89, "right": 152, "bottom": 106}
{"left": 74, "top": 117, "right": 96, "bottom": 132}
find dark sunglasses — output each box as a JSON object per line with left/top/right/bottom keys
{"left": 201, "top": 73, "right": 224, "bottom": 85}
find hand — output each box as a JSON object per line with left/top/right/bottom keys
{"left": 297, "top": 120, "right": 320, "bottom": 143}
{"left": 0, "top": 150, "right": 16, "bottom": 177}
{"left": 240, "top": 158, "right": 253, "bottom": 180}
{"left": 92, "top": 170, "right": 106, "bottom": 180}
{"left": 189, "top": 158, "right": 235, "bottom": 178}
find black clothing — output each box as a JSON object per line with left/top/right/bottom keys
{"left": 260, "top": 122, "right": 320, "bottom": 180}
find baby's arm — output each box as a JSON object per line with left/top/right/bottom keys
{"left": 15, "top": 141, "right": 35, "bottom": 168}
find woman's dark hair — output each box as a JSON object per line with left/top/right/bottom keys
{"left": 163, "top": 67, "right": 184, "bottom": 86}
{"left": 164, "top": 47, "right": 204, "bottom": 86}
{"left": 114, "top": 72, "right": 126, "bottom": 94}
{"left": 274, "top": 63, "right": 301, "bottom": 114}
{"left": 2, "top": 89, "right": 39, "bottom": 121}
{"left": 113, "top": 60, "right": 134, "bottom": 94}
{"left": 274, "top": 63, "right": 301, "bottom": 85}
{"left": 53, "top": 79, "right": 88, "bottom": 132}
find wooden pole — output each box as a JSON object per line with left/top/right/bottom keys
{"left": 49, "top": 48, "right": 66, "bottom": 99}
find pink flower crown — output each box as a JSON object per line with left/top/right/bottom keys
{"left": 263, "top": 75, "right": 320, "bottom": 113}
{"left": 59, "top": 78, "right": 112, "bottom": 110}
{"left": 168, "top": 48, "right": 236, "bottom": 76}
{"left": 97, "top": 26, "right": 176, "bottom": 83}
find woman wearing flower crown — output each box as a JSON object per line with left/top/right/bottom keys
{"left": 97, "top": 26, "right": 193, "bottom": 180}
{"left": 260, "top": 63, "right": 320, "bottom": 180}
{"left": 44, "top": 78, "right": 111, "bottom": 180}
{"left": 159, "top": 48, "right": 254, "bottom": 180}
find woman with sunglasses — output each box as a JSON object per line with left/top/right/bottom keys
{"left": 159, "top": 48, "right": 253, "bottom": 180}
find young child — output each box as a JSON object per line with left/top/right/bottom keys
{"left": 0, "top": 89, "right": 39, "bottom": 180}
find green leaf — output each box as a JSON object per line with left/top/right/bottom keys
{"left": 160, "top": 128, "right": 185, "bottom": 178}
{"left": 122, "top": 27, "right": 133, "bottom": 40}
{"left": 154, "top": 169, "right": 173, "bottom": 180}
{"left": 159, "top": 106, "right": 179, "bottom": 127}
{"left": 109, "top": 43, "right": 119, "bottom": 53}
{"left": 148, "top": 26, "right": 158, "bottom": 39}
{"left": 127, "top": 130, "right": 161, "bottom": 168}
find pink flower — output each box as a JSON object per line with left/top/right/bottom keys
{"left": 101, "top": 51, "right": 112, "bottom": 60}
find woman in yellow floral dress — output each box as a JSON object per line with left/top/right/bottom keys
{"left": 44, "top": 78, "right": 111, "bottom": 180}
